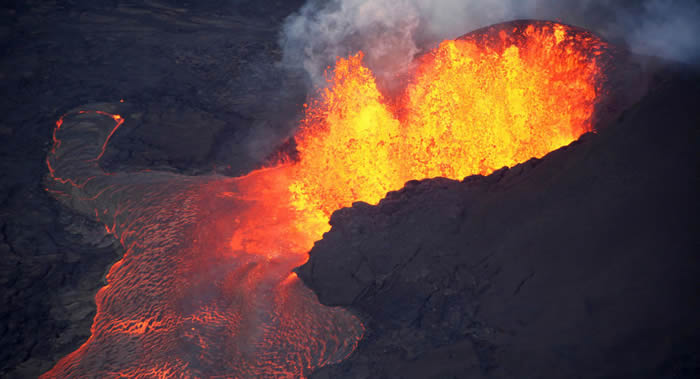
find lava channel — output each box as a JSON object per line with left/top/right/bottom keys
{"left": 43, "top": 21, "right": 607, "bottom": 378}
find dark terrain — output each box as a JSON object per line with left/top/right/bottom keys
{"left": 1, "top": 1, "right": 698, "bottom": 378}
{"left": 301, "top": 67, "right": 700, "bottom": 378}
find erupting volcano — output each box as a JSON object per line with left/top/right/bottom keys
{"left": 43, "top": 21, "right": 607, "bottom": 378}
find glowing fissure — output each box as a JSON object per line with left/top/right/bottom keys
{"left": 43, "top": 22, "right": 605, "bottom": 378}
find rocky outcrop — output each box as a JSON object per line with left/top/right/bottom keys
{"left": 301, "top": 68, "right": 700, "bottom": 378}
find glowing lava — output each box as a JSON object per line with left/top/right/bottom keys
{"left": 43, "top": 21, "right": 606, "bottom": 378}
{"left": 288, "top": 21, "right": 607, "bottom": 240}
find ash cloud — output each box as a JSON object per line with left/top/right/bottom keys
{"left": 280, "top": 0, "right": 700, "bottom": 88}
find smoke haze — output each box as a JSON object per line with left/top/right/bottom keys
{"left": 280, "top": 0, "right": 700, "bottom": 87}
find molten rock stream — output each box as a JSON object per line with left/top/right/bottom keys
{"left": 43, "top": 21, "right": 606, "bottom": 378}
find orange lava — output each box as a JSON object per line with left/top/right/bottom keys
{"left": 43, "top": 21, "right": 607, "bottom": 378}
{"left": 287, "top": 21, "right": 606, "bottom": 244}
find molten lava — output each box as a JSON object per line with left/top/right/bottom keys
{"left": 43, "top": 21, "right": 606, "bottom": 378}
{"left": 288, "top": 21, "right": 606, "bottom": 241}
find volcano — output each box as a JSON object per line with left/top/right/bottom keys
{"left": 39, "top": 20, "right": 616, "bottom": 377}
{"left": 1, "top": 6, "right": 698, "bottom": 379}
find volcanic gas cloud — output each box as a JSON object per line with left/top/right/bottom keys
{"left": 43, "top": 21, "right": 606, "bottom": 378}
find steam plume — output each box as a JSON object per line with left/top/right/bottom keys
{"left": 280, "top": 0, "right": 700, "bottom": 87}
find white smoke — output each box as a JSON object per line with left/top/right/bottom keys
{"left": 621, "top": 0, "right": 700, "bottom": 63}
{"left": 280, "top": 0, "right": 422, "bottom": 87}
{"left": 280, "top": 0, "right": 700, "bottom": 87}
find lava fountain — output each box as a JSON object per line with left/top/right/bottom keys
{"left": 288, "top": 20, "right": 607, "bottom": 239}
{"left": 43, "top": 21, "right": 607, "bottom": 378}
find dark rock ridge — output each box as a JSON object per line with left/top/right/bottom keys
{"left": 300, "top": 67, "right": 700, "bottom": 378}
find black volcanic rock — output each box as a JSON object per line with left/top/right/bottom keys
{"left": 300, "top": 67, "right": 700, "bottom": 378}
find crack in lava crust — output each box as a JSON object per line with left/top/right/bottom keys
{"left": 43, "top": 20, "right": 607, "bottom": 378}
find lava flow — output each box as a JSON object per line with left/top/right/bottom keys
{"left": 43, "top": 21, "right": 606, "bottom": 378}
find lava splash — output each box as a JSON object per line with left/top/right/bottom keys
{"left": 43, "top": 21, "right": 606, "bottom": 378}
